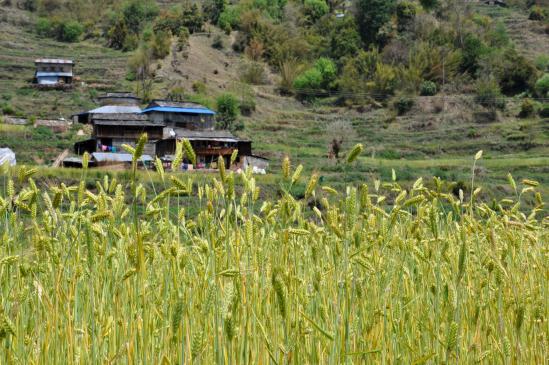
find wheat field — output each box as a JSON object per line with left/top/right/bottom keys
{"left": 0, "top": 138, "right": 547, "bottom": 364}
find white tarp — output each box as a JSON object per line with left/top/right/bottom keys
{"left": 0, "top": 148, "right": 16, "bottom": 166}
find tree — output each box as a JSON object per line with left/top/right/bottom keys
{"left": 419, "top": 0, "right": 438, "bottom": 11}
{"left": 326, "top": 16, "right": 361, "bottom": 61}
{"left": 216, "top": 93, "right": 240, "bottom": 130}
{"left": 355, "top": 0, "right": 395, "bottom": 46}
{"left": 203, "top": 0, "right": 226, "bottom": 24}
{"left": 303, "top": 0, "right": 329, "bottom": 24}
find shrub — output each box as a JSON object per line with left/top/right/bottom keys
{"left": 218, "top": 5, "right": 241, "bottom": 33}
{"left": 151, "top": 30, "right": 171, "bottom": 59}
{"left": 419, "top": 0, "right": 438, "bottom": 11}
{"left": 293, "top": 58, "right": 336, "bottom": 96}
{"left": 21, "top": 0, "right": 37, "bottom": 11}
{"left": 396, "top": 1, "right": 416, "bottom": 32}
{"left": 177, "top": 27, "right": 190, "bottom": 51}
{"left": 461, "top": 34, "right": 489, "bottom": 75}
{"left": 216, "top": 93, "right": 240, "bottom": 130}
{"left": 35, "top": 17, "right": 52, "bottom": 37}
{"left": 535, "top": 54, "right": 549, "bottom": 72}
{"left": 239, "top": 97, "right": 256, "bottom": 116}
{"left": 493, "top": 48, "right": 538, "bottom": 95}
{"left": 535, "top": 73, "right": 549, "bottom": 97}
{"left": 59, "top": 21, "right": 84, "bottom": 42}
{"left": 192, "top": 81, "right": 207, "bottom": 94}
{"left": 212, "top": 35, "right": 224, "bottom": 49}
{"left": 420, "top": 80, "right": 437, "bottom": 96}
{"left": 303, "top": 0, "right": 329, "bottom": 24}
{"left": 356, "top": 0, "right": 396, "bottom": 46}
{"left": 529, "top": 6, "right": 547, "bottom": 21}
{"left": 475, "top": 77, "right": 505, "bottom": 110}
{"left": 393, "top": 96, "right": 415, "bottom": 115}
{"left": 1, "top": 102, "right": 15, "bottom": 115}
{"left": 539, "top": 104, "right": 549, "bottom": 118}
{"left": 203, "top": 0, "right": 226, "bottom": 24}
{"left": 239, "top": 61, "right": 267, "bottom": 85}
{"left": 518, "top": 99, "right": 536, "bottom": 118}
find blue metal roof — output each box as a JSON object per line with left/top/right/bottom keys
{"left": 141, "top": 106, "right": 216, "bottom": 115}
{"left": 36, "top": 72, "right": 73, "bottom": 77}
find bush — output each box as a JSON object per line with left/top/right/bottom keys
{"left": 218, "top": 5, "right": 241, "bottom": 33}
{"left": 192, "top": 81, "right": 207, "bottom": 94}
{"left": 212, "top": 35, "right": 224, "bottom": 49}
{"left": 216, "top": 93, "right": 240, "bottom": 130}
{"left": 518, "top": 99, "right": 536, "bottom": 118}
{"left": 239, "top": 61, "right": 267, "bottom": 85}
{"left": 303, "top": 0, "right": 329, "bottom": 24}
{"left": 539, "top": 104, "right": 549, "bottom": 118}
{"left": 294, "top": 58, "right": 336, "bottom": 96}
{"left": 396, "top": 1, "right": 416, "bottom": 32}
{"left": 419, "top": 0, "right": 438, "bottom": 11}
{"left": 461, "top": 34, "right": 489, "bottom": 74}
{"left": 60, "top": 21, "right": 84, "bottom": 42}
{"left": 493, "top": 48, "right": 537, "bottom": 96}
{"left": 475, "top": 77, "right": 505, "bottom": 110}
{"left": 239, "top": 97, "right": 256, "bottom": 116}
{"left": 535, "top": 73, "right": 549, "bottom": 97}
{"left": 36, "top": 17, "right": 83, "bottom": 42}
{"left": 420, "top": 80, "right": 437, "bottom": 96}
{"left": 393, "top": 96, "right": 415, "bottom": 115}
{"left": 535, "top": 54, "right": 549, "bottom": 72}
{"left": 1, "top": 102, "right": 15, "bottom": 115}
{"left": 151, "top": 30, "right": 171, "bottom": 59}
{"left": 529, "top": 6, "right": 547, "bottom": 21}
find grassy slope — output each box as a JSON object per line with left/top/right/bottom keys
{"left": 0, "top": 4, "right": 547, "bottom": 203}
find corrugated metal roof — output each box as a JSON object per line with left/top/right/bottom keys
{"left": 36, "top": 72, "right": 73, "bottom": 77}
{"left": 35, "top": 59, "right": 74, "bottom": 64}
{"left": 98, "top": 92, "right": 139, "bottom": 99}
{"left": 92, "top": 153, "right": 153, "bottom": 163}
{"left": 94, "top": 120, "right": 163, "bottom": 127}
{"left": 141, "top": 106, "right": 216, "bottom": 115}
{"left": 88, "top": 106, "right": 142, "bottom": 114}
{"left": 92, "top": 113, "right": 150, "bottom": 121}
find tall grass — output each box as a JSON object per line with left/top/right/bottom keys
{"left": 0, "top": 139, "right": 547, "bottom": 364}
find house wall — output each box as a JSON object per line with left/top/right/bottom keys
{"left": 36, "top": 63, "right": 73, "bottom": 73}
{"left": 147, "top": 112, "right": 215, "bottom": 130}
{"left": 94, "top": 125, "right": 163, "bottom": 140}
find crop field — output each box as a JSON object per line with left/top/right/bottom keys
{"left": 0, "top": 139, "right": 547, "bottom": 364}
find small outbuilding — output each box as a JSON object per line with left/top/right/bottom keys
{"left": 34, "top": 59, "right": 74, "bottom": 86}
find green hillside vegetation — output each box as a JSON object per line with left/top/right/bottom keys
{"left": 0, "top": 0, "right": 548, "bottom": 203}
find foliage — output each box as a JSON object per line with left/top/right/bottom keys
{"left": 356, "top": 0, "right": 396, "bottom": 46}
{"left": 419, "top": 0, "right": 439, "bottom": 11}
{"left": 293, "top": 58, "right": 336, "bottom": 96}
{"left": 483, "top": 48, "right": 537, "bottom": 96}
{"left": 192, "top": 81, "right": 207, "bottom": 94}
{"left": 534, "top": 54, "right": 549, "bottom": 72}
{"left": 475, "top": 77, "right": 505, "bottom": 110}
{"left": 395, "top": 1, "right": 416, "bottom": 32}
{"left": 324, "top": 16, "right": 362, "bottom": 62}
{"left": 393, "top": 95, "right": 415, "bottom": 115}
{"left": 539, "top": 103, "right": 549, "bottom": 117}
{"left": 150, "top": 30, "right": 171, "bottom": 59}
{"left": 216, "top": 93, "right": 240, "bottom": 130}
{"left": 154, "top": 4, "right": 203, "bottom": 35}
{"left": 239, "top": 61, "right": 268, "bottom": 85}
{"left": 420, "top": 80, "right": 437, "bottom": 96}
{"left": 535, "top": 73, "right": 549, "bottom": 97}
{"left": 460, "top": 33, "right": 489, "bottom": 75}
{"left": 218, "top": 5, "right": 241, "bottom": 33}
{"left": 528, "top": 5, "right": 547, "bottom": 21}
{"left": 203, "top": 0, "right": 226, "bottom": 24}
{"left": 35, "top": 17, "right": 84, "bottom": 42}
{"left": 302, "top": 0, "right": 329, "bottom": 25}
{"left": 518, "top": 98, "right": 537, "bottom": 118}
{"left": 211, "top": 34, "right": 224, "bottom": 49}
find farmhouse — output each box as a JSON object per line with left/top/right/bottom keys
{"left": 70, "top": 93, "right": 267, "bottom": 171}
{"left": 34, "top": 59, "right": 74, "bottom": 86}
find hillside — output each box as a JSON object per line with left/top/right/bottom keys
{"left": 0, "top": 1, "right": 548, "bottom": 203}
